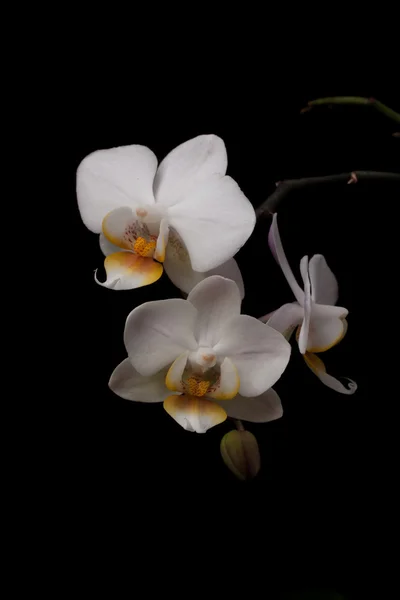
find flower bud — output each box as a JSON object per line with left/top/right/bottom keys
{"left": 220, "top": 430, "right": 261, "bottom": 480}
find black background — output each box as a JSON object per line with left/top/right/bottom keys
{"left": 62, "top": 75, "right": 398, "bottom": 597}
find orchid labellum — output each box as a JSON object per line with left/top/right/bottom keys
{"left": 109, "top": 276, "right": 291, "bottom": 433}
{"left": 265, "top": 214, "right": 357, "bottom": 395}
{"left": 76, "top": 135, "right": 255, "bottom": 294}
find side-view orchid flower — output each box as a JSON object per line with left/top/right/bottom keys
{"left": 77, "top": 135, "right": 255, "bottom": 294}
{"left": 264, "top": 214, "right": 357, "bottom": 395}
{"left": 109, "top": 276, "right": 291, "bottom": 433}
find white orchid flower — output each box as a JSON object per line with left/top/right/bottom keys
{"left": 264, "top": 213, "right": 357, "bottom": 395}
{"left": 76, "top": 135, "right": 255, "bottom": 294}
{"left": 109, "top": 276, "right": 291, "bottom": 433}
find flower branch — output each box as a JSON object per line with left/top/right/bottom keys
{"left": 256, "top": 171, "right": 400, "bottom": 218}
{"left": 302, "top": 96, "right": 400, "bottom": 127}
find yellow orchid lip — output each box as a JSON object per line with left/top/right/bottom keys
{"left": 97, "top": 252, "right": 163, "bottom": 290}
{"left": 303, "top": 350, "right": 357, "bottom": 394}
{"left": 97, "top": 210, "right": 170, "bottom": 289}
{"left": 163, "top": 394, "right": 227, "bottom": 434}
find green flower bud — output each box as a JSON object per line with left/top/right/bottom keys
{"left": 220, "top": 430, "right": 261, "bottom": 480}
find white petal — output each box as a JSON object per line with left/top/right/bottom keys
{"left": 163, "top": 228, "right": 245, "bottom": 297}
{"left": 207, "top": 357, "right": 240, "bottom": 400}
{"left": 213, "top": 387, "right": 283, "bottom": 423}
{"left": 163, "top": 228, "right": 205, "bottom": 293}
{"left": 308, "top": 254, "right": 339, "bottom": 305}
{"left": 163, "top": 394, "right": 227, "bottom": 433}
{"left": 102, "top": 206, "right": 140, "bottom": 250}
{"left": 167, "top": 174, "right": 256, "bottom": 272}
{"left": 109, "top": 359, "right": 171, "bottom": 403}
{"left": 77, "top": 145, "right": 157, "bottom": 233}
{"left": 304, "top": 352, "right": 357, "bottom": 395}
{"left": 99, "top": 233, "right": 122, "bottom": 256}
{"left": 165, "top": 352, "right": 189, "bottom": 392}
{"left": 95, "top": 252, "right": 163, "bottom": 290}
{"left": 266, "top": 303, "right": 304, "bottom": 338}
{"left": 207, "top": 258, "right": 245, "bottom": 299}
{"left": 187, "top": 276, "right": 241, "bottom": 347}
{"left": 154, "top": 134, "right": 227, "bottom": 208}
{"left": 307, "top": 315, "right": 347, "bottom": 353}
{"left": 296, "top": 305, "right": 349, "bottom": 352}
{"left": 298, "top": 255, "right": 311, "bottom": 354}
{"left": 312, "top": 304, "right": 348, "bottom": 320}
{"left": 102, "top": 206, "right": 162, "bottom": 257}
{"left": 214, "top": 315, "right": 291, "bottom": 397}
{"left": 268, "top": 214, "right": 304, "bottom": 305}
{"left": 124, "top": 299, "right": 198, "bottom": 376}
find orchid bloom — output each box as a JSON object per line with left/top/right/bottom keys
{"left": 264, "top": 214, "right": 357, "bottom": 395}
{"left": 109, "top": 276, "right": 291, "bottom": 433}
{"left": 76, "top": 135, "right": 255, "bottom": 294}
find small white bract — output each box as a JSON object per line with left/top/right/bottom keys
{"left": 264, "top": 213, "right": 357, "bottom": 395}
{"left": 76, "top": 135, "right": 255, "bottom": 294}
{"left": 109, "top": 276, "right": 291, "bottom": 433}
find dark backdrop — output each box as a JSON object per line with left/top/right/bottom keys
{"left": 64, "top": 81, "right": 398, "bottom": 597}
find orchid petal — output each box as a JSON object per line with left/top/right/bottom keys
{"left": 304, "top": 352, "right": 357, "bottom": 395}
{"left": 213, "top": 387, "right": 283, "bottom": 422}
{"left": 99, "top": 233, "right": 122, "bottom": 256}
{"left": 163, "top": 228, "right": 204, "bottom": 293}
{"left": 208, "top": 258, "right": 245, "bottom": 300}
{"left": 214, "top": 316, "right": 291, "bottom": 397}
{"left": 167, "top": 174, "right": 255, "bottom": 272}
{"left": 154, "top": 134, "right": 227, "bottom": 208}
{"left": 207, "top": 358, "right": 240, "bottom": 400}
{"left": 102, "top": 207, "right": 139, "bottom": 250}
{"left": 308, "top": 254, "right": 339, "bottom": 305}
{"left": 77, "top": 145, "right": 157, "bottom": 233}
{"left": 163, "top": 229, "right": 245, "bottom": 296}
{"left": 266, "top": 303, "right": 303, "bottom": 339}
{"left": 109, "top": 359, "right": 172, "bottom": 403}
{"left": 165, "top": 352, "right": 189, "bottom": 392}
{"left": 268, "top": 214, "right": 304, "bottom": 304}
{"left": 163, "top": 394, "right": 227, "bottom": 433}
{"left": 312, "top": 304, "right": 348, "bottom": 320}
{"left": 124, "top": 299, "right": 198, "bottom": 376}
{"left": 187, "top": 276, "right": 241, "bottom": 347}
{"left": 102, "top": 206, "right": 161, "bottom": 256}
{"left": 306, "top": 316, "right": 347, "bottom": 353}
{"left": 95, "top": 252, "right": 163, "bottom": 290}
{"left": 298, "top": 255, "right": 311, "bottom": 354}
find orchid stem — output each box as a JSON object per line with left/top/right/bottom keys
{"left": 304, "top": 96, "right": 400, "bottom": 125}
{"left": 233, "top": 419, "right": 245, "bottom": 431}
{"left": 256, "top": 171, "right": 400, "bottom": 218}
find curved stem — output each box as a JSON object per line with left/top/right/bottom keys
{"left": 372, "top": 99, "right": 400, "bottom": 124}
{"left": 256, "top": 171, "right": 400, "bottom": 218}
{"left": 305, "top": 96, "right": 400, "bottom": 125}
{"left": 233, "top": 419, "right": 245, "bottom": 431}
{"left": 309, "top": 96, "right": 371, "bottom": 106}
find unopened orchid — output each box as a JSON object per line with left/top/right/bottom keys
{"left": 265, "top": 214, "right": 357, "bottom": 394}
{"left": 109, "top": 276, "right": 291, "bottom": 433}
{"left": 76, "top": 135, "right": 255, "bottom": 293}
